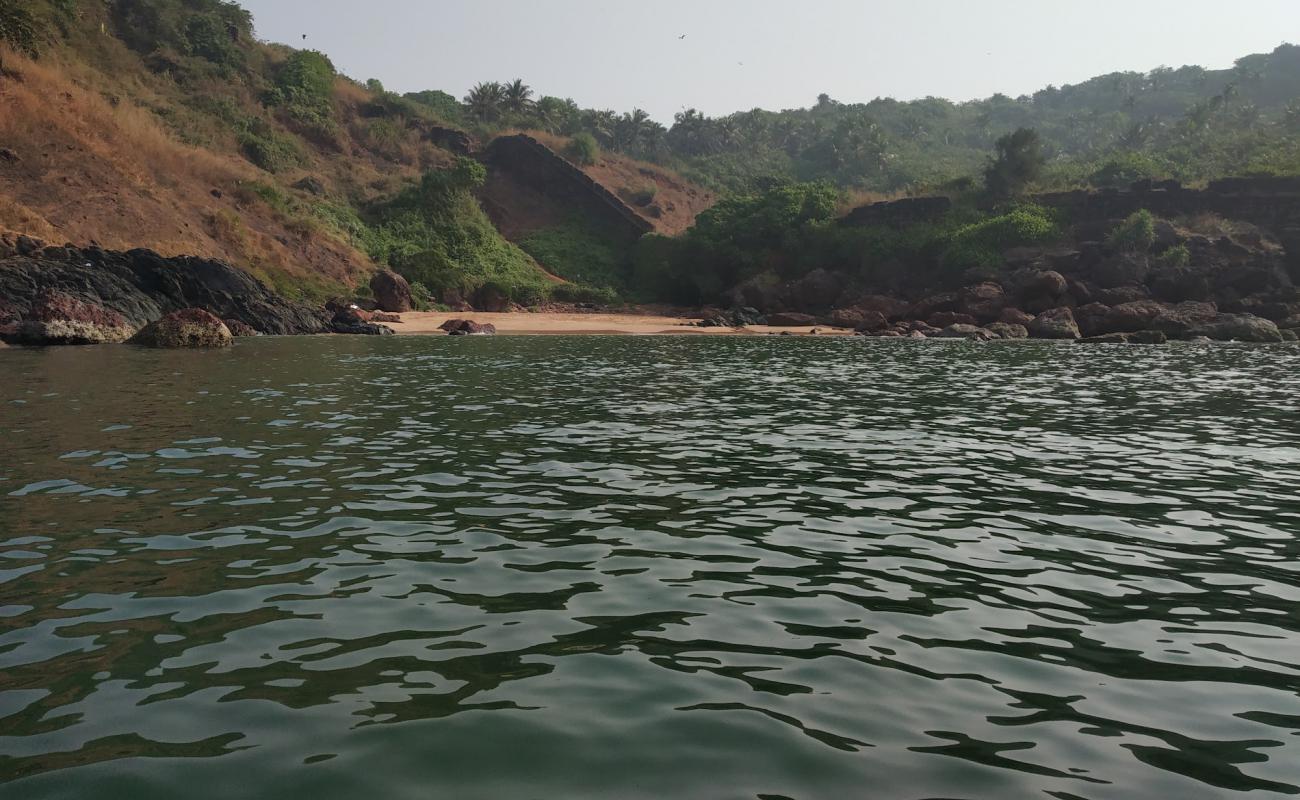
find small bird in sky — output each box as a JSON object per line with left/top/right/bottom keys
{"left": 302, "top": 34, "right": 308, "bottom": 40}
{"left": 678, "top": 34, "right": 687, "bottom": 40}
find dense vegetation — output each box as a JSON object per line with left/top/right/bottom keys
{"left": 627, "top": 181, "right": 1059, "bottom": 305}
{"left": 413, "top": 45, "right": 1300, "bottom": 194}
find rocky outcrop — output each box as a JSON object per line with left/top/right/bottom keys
{"left": 1188, "top": 314, "right": 1283, "bottom": 342}
{"left": 330, "top": 306, "right": 393, "bottom": 335}
{"left": 224, "top": 318, "right": 259, "bottom": 337}
{"left": 767, "top": 312, "right": 819, "bottom": 327}
{"left": 0, "top": 241, "right": 326, "bottom": 339}
{"left": 370, "top": 271, "right": 413, "bottom": 313}
{"left": 439, "top": 319, "right": 498, "bottom": 336}
{"left": 986, "top": 322, "right": 1029, "bottom": 339}
{"left": 14, "top": 290, "right": 136, "bottom": 345}
{"left": 1028, "top": 307, "right": 1081, "bottom": 340}
{"left": 956, "top": 282, "right": 1006, "bottom": 322}
{"left": 130, "top": 308, "right": 233, "bottom": 348}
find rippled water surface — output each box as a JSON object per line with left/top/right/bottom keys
{"left": 2, "top": 336, "right": 1300, "bottom": 799}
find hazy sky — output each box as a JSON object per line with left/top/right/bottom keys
{"left": 238, "top": 1, "right": 1299, "bottom": 122}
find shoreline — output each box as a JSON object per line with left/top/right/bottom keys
{"left": 386, "top": 310, "right": 856, "bottom": 336}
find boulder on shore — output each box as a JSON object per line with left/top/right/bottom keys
{"left": 370, "top": 271, "right": 413, "bottom": 313}
{"left": 130, "top": 308, "right": 232, "bottom": 348}
{"left": 1189, "top": 313, "right": 1283, "bottom": 342}
{"left": 1028, "top": 307, "right": 1081, "bottom": 340}
{"left": 15, "top": 291, "right": 136, "bottom": 345}
{"left": 224, "top": 318, "right": 259, "bottom": 337}
{"left": 439, "top": 319, "right": 498, "bottom": 336}
{"left": 986, "top": 322, "right": 1029, "bottom": 340}
{"left": 936, "top": 323, "right": 992, "bottom": 340}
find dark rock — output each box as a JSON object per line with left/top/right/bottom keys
{"left": 928, "top": 311, "right": 979, "bottom": 328}
{"left": 1130, "top": 330, "right": 1169, "bottom": 344}
{"left": 16, "top": 235, "right": 44, "bottom": 256}
{"left": 1281, "top": 329, "right": 1298, "bottom": 342}
{"left": 1073, "top": 303, "right": 1112, "bottom": 337}
{"left": 439, "top": 319, "right": 497, "bottom": 336}
{"left": 907, "top": 292, "right": 958, "bottom": 320}
{"left": 1078, "top": 332, "right": 1132, "bottom": 344}
{"left": 1067, "top": 280, "right": 1095, "bottom": 305}
{"left": 0, "top": 148, "right": 18, "bottom": 163}
{"left": 13, "top": 290, "right": 137, "bottom": 345}
{"left": 1189, "top": 313, "right": 1283, "bottom": 343}
{"left": 767, "top": 312, "right": 819, "bottom": 327}
{"left": 1153, "top": 220, "right": 1181, "bottom": 251}
{"left": 1149, "top": 301, "right": 1218, "bottom": 336}
{"left": 370, "top": 270, "right": 413, "bottom": 313}
{"left": 1105, "top": 300, "right": 1165, "bottom": 334}
{"left": 1094, "top": 254, "right": 1149, "bottom": 288}
{"left": 829, "top": 308, "right": 868, "bottom": 329}
{"left": 1022, "top": 270, "right": 1068, "bottom": 298}
{"left": 1277, "top": 316, "right": 1300, "bottom": 330}
{"left": 998, "top": 308, "right": 1034, "bottom": 326}
{"left": 1028, "top": 307, "right": 1081, "bottom": 340}
{"left": 1095, "top": 285, "right": 1151, "bottom": 306}
{"left": 936, "top": 323, "right": 991, "bottom": 340}
{"left": 0, "top": 246, "right": 325, "bottom": 335}
{"left": 130, "top": 308, "right": 232, "bottom": 348}
{"left": 335, "top": 321, "right": 394, "bottom": 336}
{"left": 224, "top": 318, "right": 259, "bottom": 337}
{"left": 1151, "top": 268, "right": 1211, "bottom": 302}
{"left": 956, "top": 282, "right": 1006, "bottom": 322}
{"left": 848, "top": 294, "right": 910, "bottom": 320}
{"left": 986, "top": 322, "right": 1028, "bottom": 339}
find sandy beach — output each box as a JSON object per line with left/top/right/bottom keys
{"left": 390, "top": 310, "right": 855, "bottom": 336}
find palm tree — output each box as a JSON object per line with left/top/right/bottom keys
{"left": 464, "top": 81, "right": 505, "bottom": 122}
{"left": 502, "top": 79, "right": 534, "bottom": 115}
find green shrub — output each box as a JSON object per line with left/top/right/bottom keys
{"left": 409, "top": 281, "right": 433, "bottom": 311}
{"left": 238, "top": 129, "right": 302, "bottom": 173}
{"left": 565, "top": 132, "right": 599, "bottom": 166}
{"left": 362, "top": 158, "right": 548, "bottom": 303}
{"left": 517, "top": 218, "right": 629, "bottom": 290}
{"left": 551, "top": 284, "right": 619, "bottom": 305}
{"left": 1156, "top": 244, "right": 1191, "bottom": 268}
{"left": 0, "top": 3, "right": 42, "bottom": 59}
{"left": 1107, "top": 210, "right": 1156, "bottom": 253}
{"left": 1088, "top": 152, "right": 1167, "bottom": 189}
{"left": 267, "top": 50, "right": 338, "bottom": 138}
{"left": 939, "top": 205, "right": 1058, "bottom": 270}
{"left": 620, "top": 183, "right": 657, "bottom": 207}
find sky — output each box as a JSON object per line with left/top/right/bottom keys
{"left": 238, "top": 0, "right": 1300, "bottom": 123}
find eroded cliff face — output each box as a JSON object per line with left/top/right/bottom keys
{"left": 479, "top": 135, "right": 654, "bottom": 244}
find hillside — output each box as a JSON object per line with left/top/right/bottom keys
{"left": 0, "top": 0, "right": 714, "bottom": 306}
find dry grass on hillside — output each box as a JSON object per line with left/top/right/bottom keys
{"left": 0, "top": 49, "right": 373, "bottom": 296}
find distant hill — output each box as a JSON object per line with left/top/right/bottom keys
{"left": 430, "top": 45, "right": 1300, "bottom": 194}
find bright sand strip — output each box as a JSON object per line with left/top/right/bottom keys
{"left": 391, "top": 311, "right": 856, "bottom": 336}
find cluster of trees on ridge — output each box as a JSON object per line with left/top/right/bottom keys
{"left": 408, "top": 45, "right": 1300, "bottom": 195}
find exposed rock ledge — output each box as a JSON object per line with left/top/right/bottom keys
{"left": 0, "top": 236, "right": 331, "bottom": 344}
